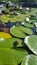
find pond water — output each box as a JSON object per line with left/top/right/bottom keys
{"left": 31, "top": 27, "right": 36, "bottom": 35}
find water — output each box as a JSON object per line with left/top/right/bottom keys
{"left": 31, "top": 27, "right": 36, "bottom": 35}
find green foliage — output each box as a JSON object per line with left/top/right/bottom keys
{"left": 0, "top": 1, "right": 37, "bottom": 65}
{"left": 24, "top": 35, "right": 37, "bottom": 55}
{"left": 17, "top": 26, "right": 33, "bottom": 35}
{"left": 24, "top": 22, "right": 34, "bottom": 28}
{"left": 0, "top": 47, "right": 28, "bottom": 65}
{"left": 10, "top": 26, "right": 26, "bottom": 38}
{"left": 0, "top": 38, "right": 22, "bottom": 48}
{"left": 21, "top": 55, "right": 37, "bottom": 65}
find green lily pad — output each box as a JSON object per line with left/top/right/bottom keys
{"left": 24, "top": 22, "right": 34, "bottom": 28}
{"left": 17, "top": 26, "right": 33, "bottom": 35}
{"left": 0, "top": 48, "right": 28, "bottom": 65}
{"left": 10, "top": 27, "right": 26, "bottom": 38}
{"left": 24, "top": 35, "right": 37, "bottom": 55}
{"left": 21, "top": 55, "right": 37, "bottom": 65}
{"left": 0, "top": 38, "right": 22, "bottom": 48}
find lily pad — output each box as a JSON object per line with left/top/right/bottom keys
{"left": 0, "top": 48, "right": 28, "bottom": 65}
{"left": 21, "top": 55, "right": 37, "bottom": 65}
{"left": 10, "top": 27, "right": 26, "bottom": 38}
{"left": 0, "top": 38, "right": 22, "bottom": 48}
{"left": 24, "top": 22, "right": 34, "bottom": 28}
{"left": 24, "top": 35, "right": 37, "bottom": 55}
{"left": 17, "top": 26, "right": 33, "bottom": 35}
{"left": 0, "top": 32, "right": 11, "bottom": 38}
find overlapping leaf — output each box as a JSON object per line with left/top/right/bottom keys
{"left": 17, "top": 26, "right": 33, "bottom": 35}
{"left": 21, "top": 55, "right": 37, "bottom": 65}
{"left": 24, "top": 35, "right": 37, "bottom": 55}
{"left": 0, "top": 47, "right": 28, "bottom": 65}
{"left": 10, "top": 26, "right": 26, "bottom": 38}
{"left": 0, "top": 38, "right": 22, "bottom": 48}
{"left": 24, "top": 22, "right": 34, "bottom": 28}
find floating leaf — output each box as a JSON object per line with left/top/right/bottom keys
{"left": 24, "top": 35, "right": 37, "bottom": 55}
{"left": 17, "top": 26, "right": 33, "bottom": 35}
{"left": 0, "top": 32, "right": 11, "bottom": 38}
{"left": 0, "top": 48, "right": 28, "bottom": 65}
{"left": 24, "top": 22, "right": 34, "bottom": 28}
{"left": 0, "top": 38, "right": 22, "bottom": 48}
{"left": 10, "top": 27, "right": 26, "bottom": 38}
{"left": 21, "top": 55, "right": 37, "bottom": 65}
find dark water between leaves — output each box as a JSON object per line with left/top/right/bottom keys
{"left": 19, "top": 2, "right": 37, "bottom": 8}
{"left": 31, "top": 27, "right": 36, "bottom": 35}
